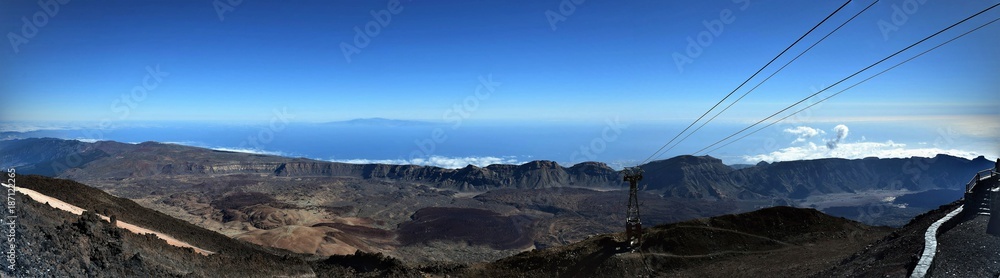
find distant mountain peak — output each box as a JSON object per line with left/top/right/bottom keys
{"left": 645, "top": 155, "right": 724, "bottom": 166}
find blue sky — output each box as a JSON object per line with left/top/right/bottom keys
{"left": 1, "top": 0, "right": 998, "bottom": 163}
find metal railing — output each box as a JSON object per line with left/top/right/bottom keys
{"left": 966, "top": 169, "right": 998, "bottom": 193}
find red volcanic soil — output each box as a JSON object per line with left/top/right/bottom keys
{"left": 397, "top": 207, "right": 535, "bottom": 250}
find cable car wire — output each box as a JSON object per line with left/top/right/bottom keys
{"left": 661, "top": 0, "right": 880, "bottom": 157}
{"left": 690, "top": 3, "right": 1000, "bottom": 155}
{"left": 701, "top": 17, "right": 1000, "bottom": 155}
{"left": 638, "top": 0, "right": 854, "bottom": 166}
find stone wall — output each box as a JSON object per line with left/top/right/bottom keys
{"left": 988, "top": 187, "right": 1000, "bottom": 235}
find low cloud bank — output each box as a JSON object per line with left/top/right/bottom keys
{"left": 744, "top": 124, "right": 984, "bottom": 163}
{"left": 329, "top": 156, "right": 522, "bottom": 169}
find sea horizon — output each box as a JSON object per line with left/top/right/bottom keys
{"left": 2, "top": 119, "right": 994, "bottom": 169}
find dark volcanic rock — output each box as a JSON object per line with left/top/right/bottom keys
{"left": 734, "top": 155, "right": 992, "bottom": 197}
{"left": 314, "top": 251, "right": 421, "bottom": 278}
{"left": 813, "top": 202, "right": 967, "bottom": 278}
{"left": 639, "top": 154, "right": 991, "bottom": 200}
{"left": 397, "top": 207, "right": 534, "bottom": 250}
{"left": 640, "top": 155, "right": 742, "bottom": 199}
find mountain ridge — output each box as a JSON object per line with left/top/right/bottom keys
{"left": 1, "top": 138, "right": 992, "bottom": 200}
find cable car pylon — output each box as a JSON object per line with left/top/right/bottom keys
{"left": 622, "top": 166, "right": 643, "bottom": 250}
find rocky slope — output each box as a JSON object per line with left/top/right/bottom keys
{"left": 0, "top": 176, "right": 900, "bottom": 278}
{"left": 812, "top": 202, "right": 963, "bottom": 277}
{"left": 6, "top": 172, "right": 983, "bottom": 277}
{"left": 471, "top": 203, "right": 983, "bottom": 278}
{"left": 3, "top": 174, "right": 368, "bottom": 277}
{"left": 461, "top": 206, "right": 894, "bottom": 277}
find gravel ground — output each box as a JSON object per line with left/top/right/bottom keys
{"left": 930, "top": 215, "right": 1000, "bottom": 277}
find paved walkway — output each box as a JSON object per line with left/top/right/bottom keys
{"left": 911, "top": 205, "right": 964, "bottom": 278}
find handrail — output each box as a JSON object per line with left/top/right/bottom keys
{"left": 967, "top": 169, "right": 998, "bottom": 193}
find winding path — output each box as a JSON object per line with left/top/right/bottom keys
{"left": 16, "top": 187, "right": 215, "bottom": 256}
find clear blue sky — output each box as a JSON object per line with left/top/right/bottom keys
{"left": 0, "top": 0, "right": 1000, "bottom": 121}
{"left": 2, "top": 0, "right": 998, "bottom": 124}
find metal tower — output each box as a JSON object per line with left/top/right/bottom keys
{"left": 623, "top": 166, "right": 643, "bottom": 249}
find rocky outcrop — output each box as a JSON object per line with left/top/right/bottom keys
{"left": 635, "top": 154, "right": 992, "bottom": 200}
{"left": 639, "top": 155, "right": 743, "bottom": 199}
{"left": 733, "top": 155, "right": 993, "bottom": 198}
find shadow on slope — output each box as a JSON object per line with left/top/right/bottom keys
{"left": 468, "top": 206, "right": 892, "bottom": 278}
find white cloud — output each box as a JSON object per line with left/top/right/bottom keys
{"left": 784, "top": 126, "right": 825, "bottom": 143}
{"left": 745, "top": 139, "right": 983, "bottom": 163}
{"left": 162, "top": 141, "right": 202, "bottom": 146}
{"left": 330, "top": 158, "right": 412, "bottom": 165}
{"left": 329, "top": 155, "right": 522, "bottom": 169}
{"left": 0, "top": 122, "right": 84, "bottom": 133}
{"left": 0, "top": 121, "right": 162, "bottom": 133}
{"left": 743, "top": 124, "right": 984, "bottom": 163}
{"left": 210, "top": 147, "right": 288, "bottom": 156}
{"left": 173, "top": 141, "right": 523, "bottom": 169}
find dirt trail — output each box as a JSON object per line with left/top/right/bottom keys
{"left": 17, "top": 187, "right": 215, "bottom": 256}
{"left": 673, "top": 225, "right": 794, "bottom": 246}
{"left": 638, "top": 249, "right": 774, "bottom": 259}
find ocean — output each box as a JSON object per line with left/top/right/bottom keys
{"left": 1, "top": 120, "right": 991, "bottom": 169}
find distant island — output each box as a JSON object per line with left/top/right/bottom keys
{"left": 320, "top": 117, "right": 439, "bottom": 127}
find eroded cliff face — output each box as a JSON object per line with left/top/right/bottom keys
{"left": 1, "top": 138, "right": 993, "bottom": 199}
{"left": 6, "top": 138, "right": 626, "bottom": 191}
{"left": 635, "top": 154, "right": 993, "bottom": 200}
{"left": 731, "top": 155, "right": 992, "bottom": 198}
{"left": 188, "top": 160, "right": 627, "bottom": 191}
